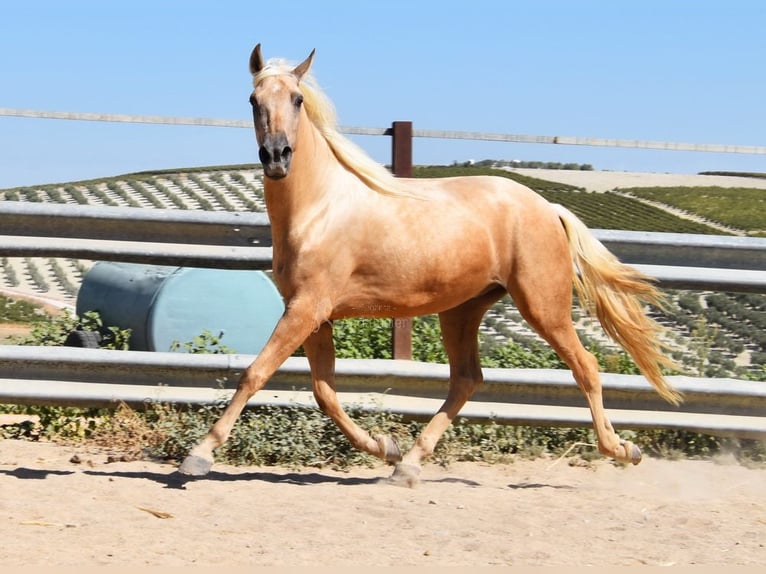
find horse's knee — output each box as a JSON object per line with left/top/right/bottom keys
{"left": 450, "top": 374, "right": 482, "bottom": 402}
{"left": 237, "top": 366, "right": 266, "bottom": 397}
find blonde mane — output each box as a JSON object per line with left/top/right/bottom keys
{"left": 254, "top": 60, "right": 415, "bottom": 198}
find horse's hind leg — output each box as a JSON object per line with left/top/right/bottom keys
{"left": 508, "top": 270, "right": 641, "bottom": 465}
{"left": 303, "top": 321, "right": 401, "bottom": 462}
{"left": 388, "top": 294, "right": 499, "bottom": 487}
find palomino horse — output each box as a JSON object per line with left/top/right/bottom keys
{"left": 179, "top": 44, "right": 681, "bottom": 486}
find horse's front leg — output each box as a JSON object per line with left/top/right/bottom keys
{"left": 178, "top": 298, "right": 324, "bottom": 476}
{"left": 303, "top": 322, "right": 402, "bottom": 462}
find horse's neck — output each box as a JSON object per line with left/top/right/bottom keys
{"left": 264, "top": 117, "right": 345, "bottom": 237}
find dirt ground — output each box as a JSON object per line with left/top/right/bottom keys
{"left": 0, "top": 323, "right": 31, "bottom": 343}
{"left": 0, "top": 439, "right": 764, "bottom": 566}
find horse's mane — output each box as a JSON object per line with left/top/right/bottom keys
{"left": 255, "top": 59, "right": 414, "bottom": 198}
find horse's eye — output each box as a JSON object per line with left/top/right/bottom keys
{"left": 293, "top": 93, "right": 304, "bottom": 107}
{"left": 249, "top": 94, "right": 258, "bottom": 108}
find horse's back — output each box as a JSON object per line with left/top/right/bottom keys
{"left": 402, "top": 174, "right": 562, "bottom": 234}
{"left": 405, "top": 174, "right": 551, "bottom": 208}
{"left": 400, "top": 173, "right": 568, "bottom": 274}
{"left": 410, "top": 173, "right": 572, "bottom": 273}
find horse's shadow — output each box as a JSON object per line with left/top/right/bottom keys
{"left": 81, "top": 468, "right": 487, "bottom": 490}
{"left": 3, "top": 461, "right": 560, "bottom": 491}
{"left": 2, "top": 464, "right": 561, "bottom": 491}
{"left": 507, "top": 481, "right": 575, "bottom": 490}
{"left": 0, "top": 463, "right": 380, "bottom": 489}
{"left": 81, "top": 467, "right": 388, "bottom": 490}
{"left": 0, "top": 467, "right": 75, "bottom": 480}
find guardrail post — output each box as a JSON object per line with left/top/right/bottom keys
{"left": 391, "top": 121, "right": 413, "bottom": 360}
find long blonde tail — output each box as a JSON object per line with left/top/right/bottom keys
{"left": 552, "top": 204, "right": 683, "bottom": 405}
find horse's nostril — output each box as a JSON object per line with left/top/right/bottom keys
{"left": 281, "top": 146, "right": 292, "bottom": 162}
{"left": 258, "top": 146, "right": 271, "bottom": 165}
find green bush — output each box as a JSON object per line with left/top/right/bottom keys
{"left": 170, "top": 329, "right": 234, "bottom": 354}
{"left": 0, "top": 294, "right": 45, "bottom": 323}
{"left": 10, "top": 309, "right": 131, "bottom": 350}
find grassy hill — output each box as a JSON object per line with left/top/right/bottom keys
{"left": 621, "top": 186, "right": 766, "bottom": 237}
{"left": 1, "top": 164, "right": 765, "bottom": 379}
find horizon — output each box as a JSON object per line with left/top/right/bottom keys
{"left": 2, "top": 157, "right": 765, "bottom": 192}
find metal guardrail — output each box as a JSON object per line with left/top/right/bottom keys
{"left": 0, "top": 202, "right": 271, "bottom": 246}
{"left": 0, "top": 346, "right": 764, "bottom": 439}
{"left": 594, "top": 229, "right": 766, "bottom": 270}
{"left": 2, "top": 202, "right": 766, "bottom": 289}
{"left": 0, "top": 203, "right": 272, "bottom": 269}
{"left": 1, "top": 202, "right": 766, "bottom": 438}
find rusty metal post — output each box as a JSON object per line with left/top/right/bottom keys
{"left": 391, "top": 121, "right": 413, "bottom": 178}
{"left": 391, "top": 121, "right": 413, "bottom": 360}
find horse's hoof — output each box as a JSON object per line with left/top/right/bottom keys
{"left": 178, "top": 454, "right": 213, "bottom": 477}
{"left": 621, "top": 440, "right": 642, "bottom": 465}
{"left": 375, "top": 434, "right": 402, "bottom": 463}
{"left": 382, "top": 463, "right": 421, "bottom": 488}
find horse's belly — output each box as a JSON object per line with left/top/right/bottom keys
{"left": 332, "top": 263, "right": 501, "bottom": 319}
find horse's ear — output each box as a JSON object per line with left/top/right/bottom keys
{"left": 292, "top": 48, "right": 315, "bottom": 81}
{"left": 249, "top": 43, "right": 264, "bottom": 75}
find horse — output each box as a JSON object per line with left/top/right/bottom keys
{"left": 178, "top": 44, "right": 682, "bottom": 486}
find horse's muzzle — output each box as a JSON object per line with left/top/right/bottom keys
{"left": 259, "top": 134, "right": 292, "bottom": 179}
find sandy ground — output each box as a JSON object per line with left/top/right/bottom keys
{"left": 508, "top": 168, "right": 766, "bottom": 192}
{"left": 0, "top": 439, "right": 764, "bottom": 567}
{"left": 0, "top": 323, "right": 30, "bottom": 343}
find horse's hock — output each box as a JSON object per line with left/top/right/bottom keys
{"left": 76, "top": 261, "right": 284, "bottom": 353}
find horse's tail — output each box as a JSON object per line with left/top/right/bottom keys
{"left": 552, "top": 204, "right": 683, "bottom": 405}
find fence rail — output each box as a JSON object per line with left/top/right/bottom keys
{"left": 3, "top": 106, "right": 766, "bottom": 155}
{"left": 1, "top": 346, "right": 764, "bottom": 439}
{"left": 2, "top": 202, "right": 766, "bottom": 289}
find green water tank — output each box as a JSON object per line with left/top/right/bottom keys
{"left": 76, "top": 262, "right": 284, "bottom": 353}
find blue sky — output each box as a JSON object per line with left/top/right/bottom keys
{"left": 1, "top": 1, "right": 764, "bottom": 188}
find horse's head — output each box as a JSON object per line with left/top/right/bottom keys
{"left": 249, "top": 44, "right": 315, "bottom": 180}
